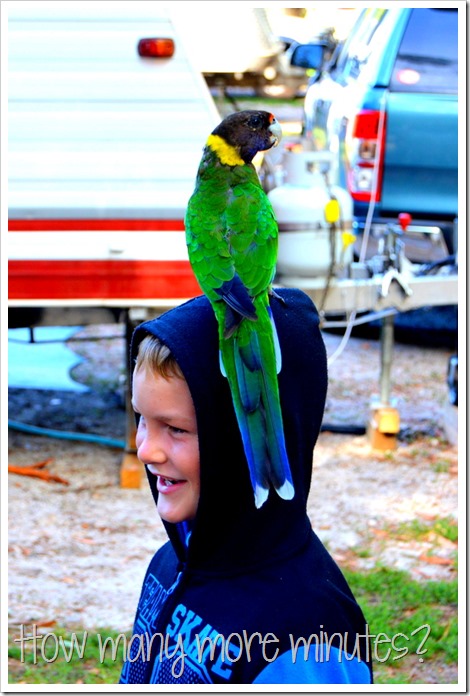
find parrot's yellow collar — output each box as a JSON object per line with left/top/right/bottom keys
{"left": 207, "top": 134, "right": 244, "bottom": 166}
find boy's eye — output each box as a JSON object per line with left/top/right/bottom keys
{"left": 169, "top": 425, "right": 187, "bottom": 435}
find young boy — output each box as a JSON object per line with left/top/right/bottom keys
{"left": 120, "top": 289, "right": 373, "bottom": 685}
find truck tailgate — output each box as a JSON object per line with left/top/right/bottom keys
{"left": 381, "top": 92, "right": 458, "bottom": 218}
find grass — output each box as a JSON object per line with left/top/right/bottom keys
{"left": 345, "top": 567, "right": 458, "bottom": 684}
{"left": 434, "top": 517, "right": 458, "bottom": 544}
{"left": 349, "top": 515, "right": 458, "bottom": 573}
{"left": 214, "top": 92, "right": 304, "bottom": 109}
{"left": 431, "top": 459, "right": 452, "bottom": 474}
{"left": 8, "top": 627, "right": 129, "bottom": 684}
{"left": 389, "top": 515, "right": 458, "bottom": 544}
{"left": 8, "top": 565, "right": 458, "bottom": 685}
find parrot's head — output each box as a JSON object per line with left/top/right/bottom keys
{"left": 210, "top": 110, "right": 282, "bottom": 164}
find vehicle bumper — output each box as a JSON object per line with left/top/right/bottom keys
{"left": 352, "top": 216, "right": 457, "bottom": 264}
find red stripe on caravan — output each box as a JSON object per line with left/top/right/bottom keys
{"left": 8, "top": 219, "right": 186, "bottom": 232}
{"left": 8, "top": 259, "right": 200, "bottom": 300}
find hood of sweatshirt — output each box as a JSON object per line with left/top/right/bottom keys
{"left": 130, "top": 288, "right": 327, "bottom": 576}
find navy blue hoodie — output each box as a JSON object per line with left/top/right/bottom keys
{"left": 120, "top": 288, "right": 373, "bottom": 684}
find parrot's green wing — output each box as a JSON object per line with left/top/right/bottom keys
{"left": 185, "top": 160, "right": 278, "bottom": 311}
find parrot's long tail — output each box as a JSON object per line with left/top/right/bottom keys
{"left": 220, "top": 299, "right": 294, "bottom": 508}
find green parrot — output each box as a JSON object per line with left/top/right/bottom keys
{"left": 185, "top": 110, "right": 294, "bottom": 509}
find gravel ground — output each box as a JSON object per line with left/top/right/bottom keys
{"left": 8, "top": 325, "right": 458, "bottom": 628}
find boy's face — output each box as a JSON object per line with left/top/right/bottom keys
{"left": 132, "top": 366, "right": 200, "bottom": 524}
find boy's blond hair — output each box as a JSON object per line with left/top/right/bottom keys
{"left": 135, "top": 334, "right": 183, "bottom": 379}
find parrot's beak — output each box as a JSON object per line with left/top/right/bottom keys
{"left": 269, "top": 119, "right": 282, "bottom": 148}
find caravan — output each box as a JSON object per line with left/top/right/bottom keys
{"left": 8, "top": 1, "right": 220, "bottom": 327}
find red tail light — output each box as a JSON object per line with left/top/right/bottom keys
{"left": 346, "top": 109, "right": 386, "bottom": 203}
{"left": 351, "top": 110, "right": 381, "bottom": 139}
{"left": 137, "top": 38, "right": 175, "bottom": 58}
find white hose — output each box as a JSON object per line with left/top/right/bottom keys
{"left": 327, "top": 91, "right": 389, "bottom": 367}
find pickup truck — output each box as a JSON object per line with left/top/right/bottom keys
{"left": 291, "top": 6, "right": 459, "bottom": 265}
{"left": 289, "top": 6, "right": 459, "bottom": 343}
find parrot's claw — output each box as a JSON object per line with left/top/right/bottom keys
{"left": 269, "top": 288, "right": 287, "bottom": 306}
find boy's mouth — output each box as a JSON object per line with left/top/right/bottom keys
{"left": 156, "top": 475, "right": 187, "bottom": 495}
{"left": 146, "top": 465, "right": 187, "bottom": 492}
{"left": 159, "top": 476, "right": 184, "bottom": 487}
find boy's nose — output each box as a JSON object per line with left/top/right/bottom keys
{"left": 137, "top": 434, "right": 167, "bottom": 466}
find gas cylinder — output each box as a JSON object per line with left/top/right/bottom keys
{"left": 268, "top": 149, "right": 354, "bottom": 277}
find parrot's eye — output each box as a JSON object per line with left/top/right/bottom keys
{"left": 249, "top": 115, "right": 263, "bottom": 129}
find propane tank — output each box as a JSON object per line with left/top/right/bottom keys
{"left": 268, "top": 149, "right": 354, "bottom": 278}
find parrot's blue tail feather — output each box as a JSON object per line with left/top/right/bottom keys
{"left": 254, "top": 330, "right": 294, "bottom": 497}
{"left": 234, "top": 342, "right": 261, "bottom": 413}
{"left": 224, "top": 315, "right": 294, "bottom": 508}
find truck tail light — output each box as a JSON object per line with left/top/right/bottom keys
{"left": 137, "top": 38, "right": 175, "bottom": 58}
{"left": 346, "top": 109, "right": 386, "bottom": 203}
